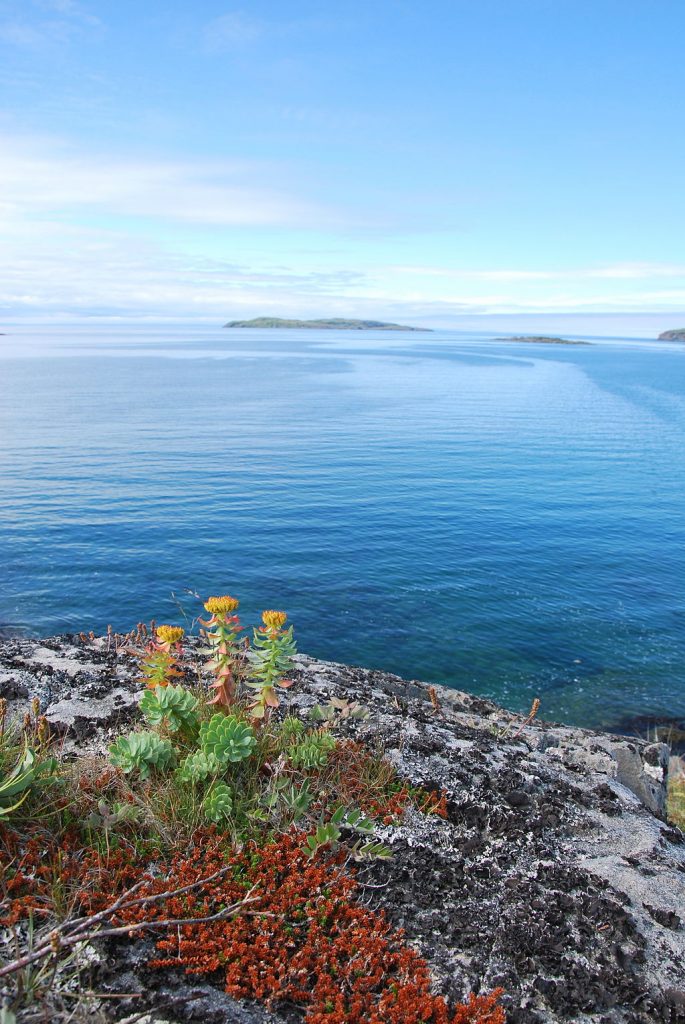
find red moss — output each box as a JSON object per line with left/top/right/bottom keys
{"left": 0, "top": 767, "right": 494, "bottom": 1023}
{"left": 117, "top": 829, "right": 504, "bottom": 1024}
{"left": 416, "top": 787, "right": 448, "bottom": 819}
{"left": 0, "top": 824, "right": 137, "bottom": 926}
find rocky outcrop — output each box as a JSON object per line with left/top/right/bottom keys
{"left": 223, "top": 317, "right": 431, "bottom": 331}
{"left": 658, "top": 329, "right": 685, "bottom": 341}
{"left": 1, "top": 635, "right": 684, "bottom": 1023}
{"left": 494, "top": 336, "right": 591, "bottom": 346}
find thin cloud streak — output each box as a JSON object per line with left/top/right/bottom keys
{"left": 2, "top": 220, "right": 685, "bottom": 321}
{"left": 392, "top": 264, "right": 685, "bottom": 283}
{"left": 0, "top": 0, "right": 102, "bottom": 49}
{"left": 0, "top": 133, "right": 333, "bottom": 228}
{"left": 1, "top": 132, "right": 685, "bottom": 321}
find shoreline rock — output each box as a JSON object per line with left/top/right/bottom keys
{"left": 1, "top": 635, "right": 684, "bottom": 1023}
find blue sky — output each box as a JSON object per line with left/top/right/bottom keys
{"left": 1, "top": 0, "right": 684, "bottom": 325}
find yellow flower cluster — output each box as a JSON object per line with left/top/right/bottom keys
{"left": 262, "top": 610, "right": 287, "bottom": 629}
{"left": 204, "top": 595, "right": 240, "bottom": 615}
{"left": 156, "top": 625, "right": 185, "bottom": 644}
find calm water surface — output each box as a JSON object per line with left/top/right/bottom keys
{"left": 1, "top": 324, "right": 683, "bottom": 731}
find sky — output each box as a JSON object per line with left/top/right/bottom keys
{"left": 1, "top": 0, "right": 685, "bottom": 327}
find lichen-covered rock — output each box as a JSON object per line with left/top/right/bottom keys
{"left": 1, "top": 635, "right": 683, "bottom": 1023}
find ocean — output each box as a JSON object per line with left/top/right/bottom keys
{"left": 1, "top": 323, "right": 683, "bottom": 733}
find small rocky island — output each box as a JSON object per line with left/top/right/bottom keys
{"left": 658, "top": 328, "right": 685, "bottom": 341}
{"left": 224, "top": 317, "right": 431, "bottom": 331}
{"left": 496, "top": 335, "right": 590, "bottom": 346}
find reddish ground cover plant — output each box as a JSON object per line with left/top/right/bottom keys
{"left": 1, "top": 823, "right": 503, "bottom": 1022}
{"left": 0, "top": 823, "right": 139, "bottom": 927}
{"left": 114, "top": 829, "right": 503, "bottom": 1024}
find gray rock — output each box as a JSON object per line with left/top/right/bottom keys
{"left": 1, "top": 636, "right": 683, "bottom": 1023}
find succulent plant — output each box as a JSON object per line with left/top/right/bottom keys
{"left": 288, "top": 729, "right": 336, "bottom": 770}
{"left": 309, "top": 697, "right": 369, "bottom": 725}
{"left": 199, "top": 714, "right": 256, "bottom": 764}
{"left": 278, "top": 715, "right": 305, "bottom": 746}
{"left": 140, "top": 684, "right": 199, "bottom": 733}
{"left": 203, "top": 780, "right": 233, "bottom": 822}
{"left": 303, "top": 805, "right": 386, "bottom": 859}
{"left": 108, "top": 731, "right": 175, "bottom": 780}
{"left": 201, "top": 595, "right": 244, "bottom": 708}
{"left": 245, "top": 619, "right": 296, "bottom": 720}
{"left": 85, "top": 798, "right": 140, "bottom": 830}
{"left": 177, "top": 749, "right": 222, "bottom": 783}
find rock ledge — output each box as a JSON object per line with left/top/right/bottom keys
{"left": 1, "top": 635, "right": 683, "bottom": 1024}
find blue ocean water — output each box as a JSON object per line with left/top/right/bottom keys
{"left": 1, "top": 323, "right": 683, "bottom": 731}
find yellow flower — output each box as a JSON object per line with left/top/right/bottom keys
{"left": 262, "top": 610, "right": 287, "bottom": 630}
{"left": 156, "top": 625, "right": 185, "bottom": 644}
{"left": 204, "top": 595, "right": 240, "bottom": 615}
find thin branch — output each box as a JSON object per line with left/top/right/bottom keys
{"left": 64, "top": 891, "right": 259, "bottom": 943}
{"left": 51, "top": 880, "right": 148, "bottom": 938}
{"left": 65, "top": 864, "right": 231, "bottom": 936}
{"left": 0, "top": 875, "right": 256, "bottom": 980}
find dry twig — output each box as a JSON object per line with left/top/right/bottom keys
{"left": 0, "top": 867, "right": 258, "bottom": 979}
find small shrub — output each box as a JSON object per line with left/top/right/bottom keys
{"left": 261, "top": 777, "right": 314, "bottom": 823}
{"left": 278, "top": 715, "right": 305, "bottom": 744}
{"left": 200, "top": 595, "right": 244, "bottom": 707}
{"left": 245, "top": 611, "right": 296, "bottom": 720}
{"left": 114, "top": 830, "right": 504, "bottom": 1024}
{"left": 139, "top": 625, "right": 185, "bottom": 689}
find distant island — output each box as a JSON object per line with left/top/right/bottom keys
{"left": 658, "top": 329, "right": 685, "bottom": 341}
{"left": 223, "top": 317, "right": 431, "bottom": 331}
{"left": 495, "top": 335, "right": 591, "bottom": 346}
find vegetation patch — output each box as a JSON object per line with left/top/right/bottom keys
{"left": 668, "top": 761, "right": 685, "bottom": 830}
{"left": 0, "top": 595, "right": 500, "bottom": 1023}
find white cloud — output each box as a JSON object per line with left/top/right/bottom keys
{"left": 0, "top": 217, "right": 372, "bottom": 318}
{"left": 1, "top": 131, "right": 684, "bottom": 321}
{"left": 3, "top": 220, "right": 685, "bottom": 322}
{"left": 0, "top": 132, "right": 330, "bottom": 228}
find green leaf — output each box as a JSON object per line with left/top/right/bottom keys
{"left": 355, "top": 841, "right": 392, "bottom": 861}
{"left": 0, "top": 746, "right": 57, "bottom": 817}
{"left": 331, "top": 805, "right": 346, "bottom": 825}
